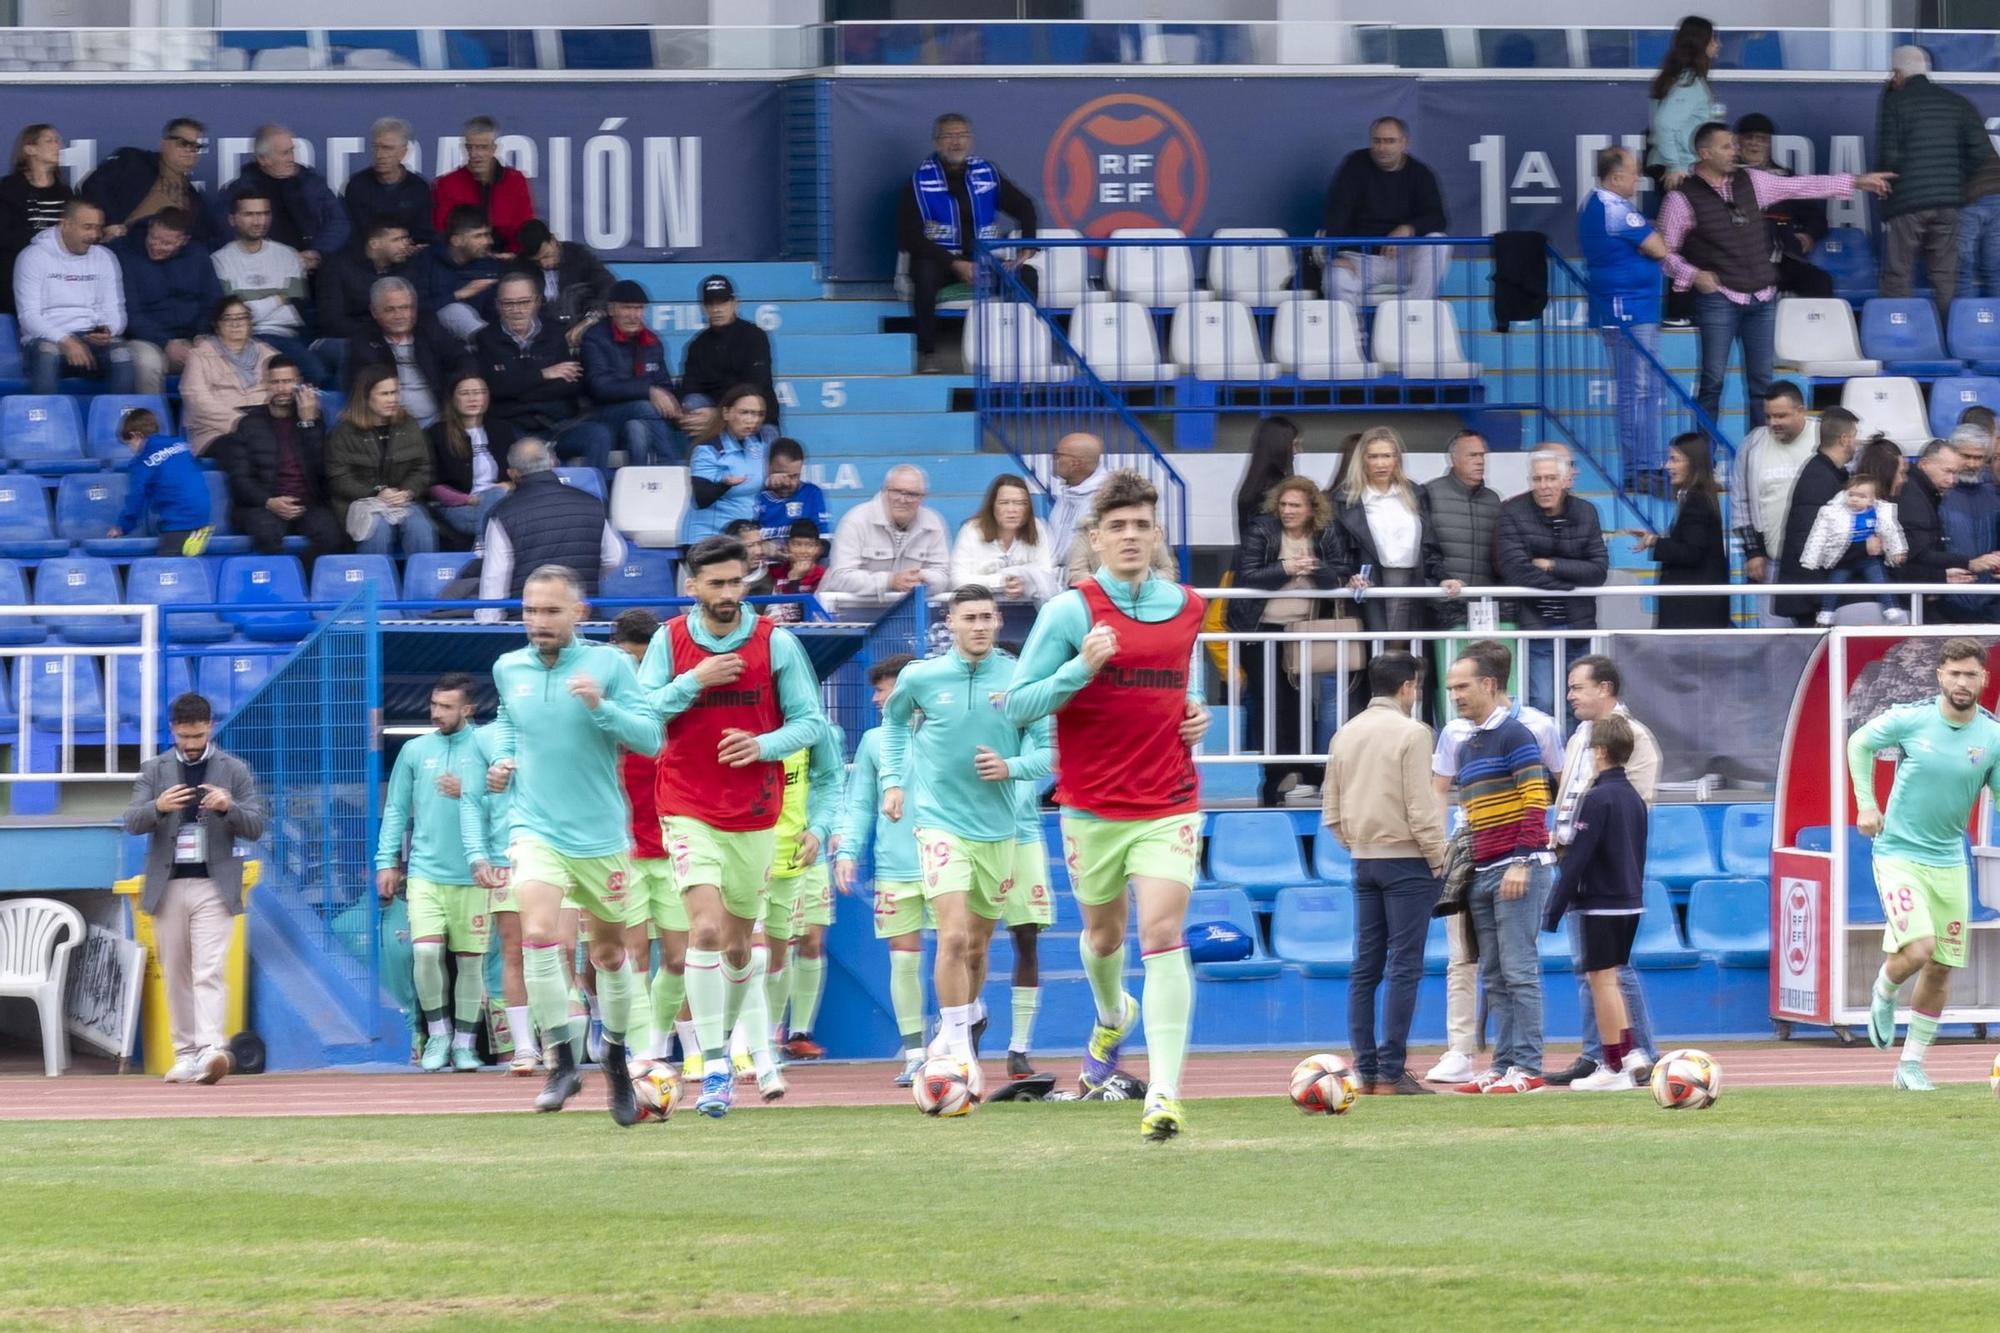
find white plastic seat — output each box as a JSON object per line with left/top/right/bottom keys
{"left": 969, "top": 301, "right": 1072, "bottom": 384}
{"left": 1775, "top": 298, "right": 1882, "bottom": 378}
{"left": 1067, "top": 301, "right": 1173, "bottom": 382}
{"left": 1023, "top": 227, "right": 1092, "bottom": 309}
{"left": 1105, "top": 227, "right": 1194, "bottom": 307}
{"left": 1840, "top": 376, "right": 1931, "bottom": 448}
{"left": 608, "top": 466, "right": 691, "bottom": 549}
{"left": 1371, "top": 299, "right": 1479, "bottom": 379}
{"left": 1206, "top": 227, "right": 1294, "bottom": 305}
{"left": 1271, "top": 296, "right": 1377, "bottom": 380}
{"left": 0, "top": 897, "right": 84, "bottom": 1076}
{"left": 1168, "top": 300, "right": 1275, "bottom": 380}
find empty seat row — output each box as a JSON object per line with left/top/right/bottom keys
{"left": 0, "top": 470, "right": 266, "bottom": 559}
{"left": 0, "top": 395, "right": 176, "bottom": 473}
{"left": 1837, "top": 375, "right": 1996, "bottom": 448}
{"left": 1778, "top": 296, "right": 2000, "bottom": 382}
{"left": 0, "top": 651, "right": 275, "bottom": 737}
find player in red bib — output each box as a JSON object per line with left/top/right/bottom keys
{"left": 1005, "top": 470, "right": 1210, "bottom": 1141}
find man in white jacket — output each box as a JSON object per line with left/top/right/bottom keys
{"left": 821, "top": 464, "right": 950, "bottom": 605}
{"left": 13, "top": 199, "right": 134, "bottom": 395}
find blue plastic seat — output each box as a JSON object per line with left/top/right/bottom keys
{"left": 125, "top": 558, "right": 230, "bottom": 644}
{"left": 1310, "top": 826, "right": 1355, "bottom": 887}
{"left": 216, "top": 554, "right": 312, "bottom": 642}
{"left": 601, "top": 548, "right": 675, "bottom": 606}
{"left": 1686, "top": 877, "right": 1771, "bottom": 966}
{"left": 0, "top": 477, "right": 65, "bottom": 558}
{"left": 1270, "top": 885, "right": 1357, "bottom": 977}
{"left": 1946, "top": 298, "right": 2000, "bottom": 375}
{"left": 1646, "top": 804, "right": 1720, "bottom": 893}
{"left": 112, "top": 654, "right": 190, "bottom": 740}
{"left": 1817, "top": 227, "right": 1877, "bottom": 303}
{"left": 34, "top": 556, "right": 137, "bottom": 645}
{"left": 1186, "top": 885, "right": 1281, "bottom": 980}
{"left": 1537, "top": 921, "right": 1574, "bottom": 971}
{"left": 0, "top": 659, "right": 15, "bottom": 735}
{"left": 402, "top": 550, "right": 474, "bottom": 611}
{"left": 1797, "top": 824, "right": 1883, "bottom": 923}
{"left": 1423, "top": 914, "right": 1454, "bottom": 974}
{"left": 1719, "top": 802, "right": 1774, "bottom": 878}
{"left": 0, "top": 395, "right": 90, "bottom": 474}
{"left": 84, "top": 395, "right": 173, "bottom": 465}
{"left": 25, "top": 655, "right": 107, "bottom": 733}
{"left": 198, "top": 472, "right": 252, "bottom": 556}
{"left": 0, "top": 558, "right": 46, "bottom": 646}
{"left": 555, "top": 467, "right": 605, "bottom": 500}
{"left": 1633, "top": 878, "right": 1700, "bottom": 968}
{"left": 1205, "top": 810, "right": 1310, "bottom": 903}
{"left": 310, "top": 554, "right": 399, "bottom": 618}
{"left": 55, "top": 472, "right": 156, "bottom": 557}
{"left": 1860, "top": 298, "right": 1962, "bottom": 376}
{"left": 196, "top": 650, "right": 276, "bottom": 716}
{"left": 1926, "top": 375, "right": 2000, "bottom": 438}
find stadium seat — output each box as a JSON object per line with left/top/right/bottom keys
{"left": 1269, "top": 886, "right": 1356, "bottom": 977}
{"left": 0, "top": 558, "right": 47, "bottom": 646}
{"left": 1859, "top": 299, "right": 1961, "bottom": 376}
{"left": 1271, "top": 296, "right": 1376, "bottom": 380}
{"left": 1719, "top": 802, "right": 1775, "bottom": 878}
{"left": 1797, "top": 824, "right": 1884, "bottom": 924}
{"left": 84, "top": 395, "right": 173, "bottom": 465}
{"left": 1646, "top": 804, "right": 1720, "bottom": 893}
{"left": 197, "top": 650, "right": 276, "bottom": 716}
{"left": 0, "top": 315, "right": 23, "bottom": 391}
{"left": 1926, "top": 375, "right": 2000, "bottom": 439}
{"left": 310, "top": 554, "right": 399, "bottom": 617}
{"left": 1186, "top": 885, "right": 1282, "bottom": 980}
{"left": 216, "top": 554, "right": 312, "bottom": 642}
{"left": 0, "top": 477, "right": 66, "bottom": 558}
{"left": 1206, "top": 810, "right": 1309, "bottom": 903}
{"left": 1371, "top": 299, "right": 1478, "bottom": 379}
{"left": 1633, "top": 878, "right": 1700, "bottom": 968}
{"left": 1205, "top": 228, "right": 1295, "bottom": 305}
{"left": 33, "top": 556, "right": 137, "bottom": 645}
{"left": 402, "top": 551, "right": 474, "bottom": 609}
{"left": 1773, "top": 298, "right": 1880, "bottom": 379}
{"left": 555, "top": 467, "right": 604, "bottom": 500}
{"left": 1168, "top": 300, "right": 1276, "bottom": 380}
{"left": 1840, "top": 376, "right": 1931, "bottom": 448}
{"left": 1103, "top": 227, "right": 1194, "bottom": 307}
{"left": 1310, "top": 827, "right": 1354, "bottom": 888}
{"left": 601, "top": 549, "right": 677, "bottom": 606}
{"left": 25, "top": 655, "right": 108, "bottom": 733}
{"left": 1537, "top": 921, "right": 1574, "bottom": 971}
{"left": 1422, "top": 915, "right": 1452, "bottom": 975}
{"left": 197, "top": 472, "right": 252, "bottom": 556}
{"left": 0, "top": 396, "right": 89, "bottom": 475}
{"left": 112, "top": 654, "right": 189, "bottom": 740}
{"left": 1815, "top": 226, "right": 1876, "bottom": 302}
{"left": 968, "top": 301, "right": 1071, "bottom": 384}
{"left": 125, "top": 557, "right": 230, "bottom": 644}
{"left": 0, "top": 659, "right": 15, "bottom": 735}
{"left": 1067, "top": 301, "right": 1173, "bottom": 382}
{"left": 55, "top": 474, "right": 155, "bottom": 557}
{"left": 1686, "top": 877, "right": 1771, "bottom": 966}
{"left": 607, "top": 467, "right": 691, "bottom": 549}
{"left": 1945, "top": 297, "right": 2000, "bottom": 374}
{"left": 1022, "top": 228, "right": 1091, "bottom": 309}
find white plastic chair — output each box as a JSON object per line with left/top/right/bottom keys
{"left": 970, "top": 302, "right": 1072, "bottom": 384}
{"left": 1105, "top": 227, "right": 1194, "bottom": 307}
{"left": 608, "top": 466, "right": 691, "bottom": 550}
{"left": 0, "top": 897, "right": 85, "bottom": 1076}
{"left": 1023, "top": 227, "right": 1092, "bottom": 309}
{"left": 1168, "top": 300, "right": 1276, "bottom": 380}
{"left": 1271, "top": 296, "right": 1377, "bottom": 380}
{"left": 1371, "top": 298, "right": 1479, "bottom": 379}
{"left": 1067, "top": 301, "right": 1174, "bottom": 381}
{"left": 1206, "top": 227, "right": 1294, "bottom": 305}
{"left": 1840, "top": 376, "right": 1931, "bottom": 448}
{"left": 1775, "top": 298, "right": 1881, "bottom": 378}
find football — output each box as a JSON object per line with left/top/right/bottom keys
{"left": 1289, "top": 1053, "right": 1361, "bottom": 1115}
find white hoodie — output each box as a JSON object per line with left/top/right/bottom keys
{"left": 13, "top": 225, "right": 125, "bottom": 343}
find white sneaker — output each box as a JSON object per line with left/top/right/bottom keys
{"left": 162, "top": 1055, "right": 201, "bottom": 1084}
{"left": 1425, "top": 1050, "right": 1478, "bottom": 1084}
{"left": 1571, "top": 1062, "right": 1637, "bottom": 1092}
{"left": 197, "top": 1047, "right": 231, "bottom": 1085}
{"left": 1290, "top": 784, "right": 1320, "bottom": 801}
{"left": 1882, "top": 607, "right": 1909, "bottom": 624}
{"left": 1813, "top": 610, "right": 1835, "bottom": 627}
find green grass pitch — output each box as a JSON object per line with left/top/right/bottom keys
{"left": 5, "top": 1087, "right": 1998, "bottom": 1329}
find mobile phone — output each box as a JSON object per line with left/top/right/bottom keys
{"left": 1354, "top": 563, "right": 1373, "bottom": 602}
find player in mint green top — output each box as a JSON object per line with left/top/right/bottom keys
{"left": 1004, "top": 735, "right": 1057, "bottom": 1080}
{"left": 464, "top": 715, "right": 541, "bottom": 1075}
{"left": 485, "top": 565, "right": 661, "bottom": 1120}
{"left": 375, "top": 674, "right": 491, "bottom": 1072}
{"left": 758, "top": 716, "right": 848, "bottom": 1064}
{"left": 1847, "top": 638, "right": 2000, "bottom": 1089}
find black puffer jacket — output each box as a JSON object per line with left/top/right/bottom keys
{"left": 1225, "top": 514, "right": 1350, "bottom": 631}
{"left": 1494, "top": 492, "right": 1607, "bottom": 629}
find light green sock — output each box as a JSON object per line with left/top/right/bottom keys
{"left": 1009, "top": 985, "right": 1040, "bottom": 1054}
{"left": 731, "top": 948, "right": 774, "bottom": 1065}
{"left": 889, "top": 950, "right": 925, "bottom": 1048}
{"left": 765, "top": 957, "right": 794, "bottom": 1034}
{"left": 1875, "top": 965, "right": 1900, "bottom": 1003}
{"left": 1903, "top": 1008, "right": 1940, "bottom": 1066}
{"left": 722, "top": 953, "right": 756, "bottom": 1050}
{"left": 413, "top": 942, "right": 448, "bottom": 1030}
{"left": 792, "top": 956, "right": 825, "bottom": 1034}
{"left": 1079, "top": 935, "right": 1126, "bottom": 1027}
{"left": 603, "top": 959, "right": 640, "bottom": 1046}
{"left": 685, "top": 949, "right": 726, "bottom": 1060}
{"left": 650, "top": 967, "right": 686, "bottom": 1059}
{"left": 451, "top": 954, "right": 486, "bottom": 1033}
{"left": 523, "top": 945, "right": 572, "bottom": 1047}
{"left": 1140, "top": 947, "right": 1193, "bottom": 1099}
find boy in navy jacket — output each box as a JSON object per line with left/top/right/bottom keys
{"left": 107, "top": 408, "right": 211, "bottom": 556}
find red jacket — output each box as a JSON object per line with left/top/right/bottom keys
{"left": 432, "top": 165, "right": 537, "bottom": 254}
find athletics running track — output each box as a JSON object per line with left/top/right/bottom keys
{"left": 0, "top": 1044, "right": 1992, "bottom": 1120}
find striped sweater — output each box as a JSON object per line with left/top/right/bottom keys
{"left": 1455, "top": 712, "right": 1552, "bottom": 869}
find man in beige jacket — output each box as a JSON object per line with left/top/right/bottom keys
{"left": 1323, "top": 650, "right": 1448, "bottom": 1095}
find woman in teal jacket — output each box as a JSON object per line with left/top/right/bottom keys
{"left": 1646, "top": 16, "right": 1725, "bottom": 191}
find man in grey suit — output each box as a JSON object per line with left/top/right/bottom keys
{"left": 122, "top": 692, "right": 268, "bottom": 1084}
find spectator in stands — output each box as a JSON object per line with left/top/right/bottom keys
{"left": 580, "top": 278, "right": 680, "bottom": 466}
{"left": 1733, "top": 114, "right": 1834, "bottom": 299}
{"left": 1661, "top": 123, "right": 1891, "bottom": 430}
{"left": 13, "top": 198, "right": 133, "bottom": 395}
{"left": 357, "top": 276, "right": 465, "bottom": 430}
{"left": 1731, "top": 380, "right": 1820, "bottom": 584}
{"left": 213, "top": 186, "right": 326, "bottom": 385}
{"left": 1773, "top": 411, "right": 1864, "bottom": 626}
{"left": 325, "top": 363, "right": 438, "bottom": 557}
{"left": 473, "top": 437, "right": 625, "bottom": 621}
{"left": 756, "top": 437, "right": 829, "bottom": 547}
{"left": 343, "top": 117, "right": 433, "bottom": 247}
{"left": 1876, "top": 46, "right": 1988, "bottom": 321}
{"left": 82, "top": 116, "right": 214, "bottom": 246}
{"left": 223, "top": 356, "right": 340, "bottom": 564}
{"left": 123, "top": 692, "right": 268, "bottom": 1087}
{"left": 768, "top": 517, "right": 829, "bottom": 623}
{"left": 951, "top": 473, "right": 1058, "bottom": 604}
{"left": 1856, "top": 433, "right": 1908, "bottom": 499}
{"left": 1580, "top": 146, "right": 1669, "bottom": 490}
{"left": 473, "top": 270, "right": 611, "bottom": 475}
{"left": 1496, "top": 443, "right": 1608, "bottom": 715}
{"left": 725, "top": 517, "right": 777, "bottom": 599}
{"left": 427, "top": 371, "right": 516, "bottom": 542}
{"left": 679, "top": 274, "right": 777, "bottom": 433}
{"left": 1803, "top": 472, "right": 1909, "bottom": 624}
{"left": 0, "top": 123, "right": 70, "bottom": 316}
{"left": 1234, "top": 415, "right": 1299, "bottom": 541}
{"left": 1646, "top": 17, "right": 1723, "bottom": 194}
{"left": 115, "top": 207, "right": 218, "bottom": 395}
{"left": 822, "top": 463, "right": 950, "bottom": 603}
{"left": 1635, "top": 432, "right": 1732, "bottom": 628}
{"left": 214, "top": 124, "right": 349, "bottom": 271}
{"left": 513, "top": 220, "right": 613, "bottom": 340}
{"left": 432, "top": 115, "right": 535, "bottom": 255}
{"left": 106, "top": 407, "right": 211, "bottom": 557}
{"left": 1322, "top": 649, "right": 1446, "bottom": 1097}
{"left": 1421, "top": 430, "right": 1500, "bottom": 629}
{"left": 1898, "top": 438, "right": 1983, "bottom": 617}
{"left": 417, "top": 205, "right": 502, "bottom": 341}
{"left": 1936, "top": 421, "right": 2000, "bottom": 622}
{"left": 1332, "top": 426, "right": 1457, "bottom": 636}
{"left": 181, "top": 296, "right": 275, "bottom": 453}
{"left": 1045, "top": 431, "right": 1105, "bottom": 570}
{"left": 1229, "top": 474, "right": 1349, "bottom": 806}
{"left": 1961, "top": 149, "right": 2000, "bottom": 299}
{"left": 1322, "top": 116, "right": 1449, "bottom": 306}
{"left": 315, "top": 218, "right": 415, "bottom": 374}
{"left": 681, "top": 385, "right": 770, "bottom": 543}
{"left": 897, "top": 112, "right": 1039, "bottom": 374}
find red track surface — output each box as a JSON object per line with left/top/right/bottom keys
{"left": 0, "top": 1043, "right": 1992, "bottom": 1121}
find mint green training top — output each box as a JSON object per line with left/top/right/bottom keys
{"left": 636, "top": 611, "right": 827, "bottom": 762}
{"left": 462, "top": 722, "right": 513, "bottom": 869}
{"left": 1848, "top": 698, "right": 2000, "bottom": 867}
{"left": 882, "top": 648, "right": 1051, "bottom": 844}
{"left": 375, "top": 725, "right": 487, "bottom": 882}
{"left": 488, "top": 637, "right": 660, "bottom": 858}
{"left": 837, "top": 726, "right": 922, "bottom": 884}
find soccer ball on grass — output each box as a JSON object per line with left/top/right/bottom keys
{"left": 1649, "top": 1048, "right": 1722, "bottom": 1110}
{"left": 1289, "top": 1053, "right": 1361, "bottom": 1115}
{"left": 913, "top": 1057, "right": 975, "bottom": 1117}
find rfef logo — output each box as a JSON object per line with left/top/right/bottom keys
{"left": 1043, "top": 93, "right": 1207, "bottom": 236}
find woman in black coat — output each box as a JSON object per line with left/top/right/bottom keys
{"left": 0, "top": 123, "right": 70, "bottom": 316}
{"left": 426, "top": 372, "right": 520, "bottom": 547}
{"left": 1639, "top": 431, "right": 1732, "bottom": 628}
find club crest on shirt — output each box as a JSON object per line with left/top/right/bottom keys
{"left": 936, "top": 691, "right": 955, "bottom": 706}
{"left": 511, "top": 682, "right": 533, "bottom": 697}
{"left": 1971, "top": 746, "right": 1986, "bottom": 765}
{"left": 989, "top": 692, "right": 1006, "bottom": 710}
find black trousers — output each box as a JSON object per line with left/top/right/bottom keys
{"left": 236, "top": 502, "right": 343, "bottom": 569}
{"left": 910, "top": 250, "right": 1039, "bottom": 355}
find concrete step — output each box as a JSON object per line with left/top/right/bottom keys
{"left": 791, "top": 412, "right": 978, "bottom": 455}
{"left": 806, "top": 453, "right": 1015, "bottom": 505}
{"left": 661, "top": 332, "right": 913, "bottom": 377}
{"left": 611, "top": 260, "right": 823, "bottom": 302}
{"left": 647, "top": 299, "right": 904, "bottom": 338}
{"left": 777, "top": 375, "right": 970, "bottom": 415}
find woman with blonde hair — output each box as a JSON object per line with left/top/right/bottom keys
{"left": 1330, "top": 425, "right": 1453, "bottom": 634}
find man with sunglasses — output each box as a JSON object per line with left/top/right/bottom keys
{"left": 81, "top": 117, "right": 216, "bottom": 247}
{"left": 1658, "top": 122, "right": 1894, "bottom": 433}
